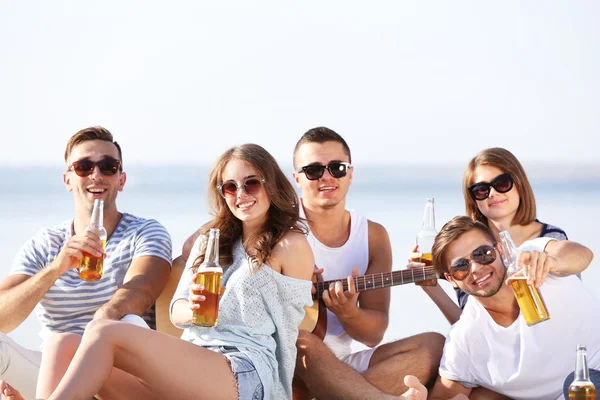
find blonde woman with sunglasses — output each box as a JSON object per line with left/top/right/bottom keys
{"left": 35, "top": 144, "right": 316, "bottom": 400}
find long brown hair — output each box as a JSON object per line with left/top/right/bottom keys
{"left": 463, "top": 147, "right": 536, "bottom": 227}
{"left": 193, "top": 143, "right": 306, "bottom": 270}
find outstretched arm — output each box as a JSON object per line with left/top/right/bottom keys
{"left": 93, "top": 255, "right": 171, "bottom": 321}
{"left": 545, "top": 239, "right": 593, "bottom": 276}
{"left": 94, "top": 221, "right": 172, "bottom": 321}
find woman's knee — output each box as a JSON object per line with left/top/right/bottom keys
{"left": 43, "top": 332, "right": 81, "bottom": 354}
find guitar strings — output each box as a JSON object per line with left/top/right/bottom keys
{"left": 313, "top": 267, "right": 438, "bottom": 299}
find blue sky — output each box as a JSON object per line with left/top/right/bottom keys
{"left": 1, "top": 1, "right": 598, "bottom": 167}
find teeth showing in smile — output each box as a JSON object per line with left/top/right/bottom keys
{"left": 319, "top": 187, "right": 335, "bottom": 192}
{"left": 474, "top": 273, "right": 491, "bottom": 284}
{"left": 87, "top": 188, "right": 106, "bottom": 193}
{"left": 237, "top": 201, "right": 255, "bottom": 210}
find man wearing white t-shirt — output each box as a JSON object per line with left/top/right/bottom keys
{"left": 422, "top": 216, "right": 596, "bottom": 400}
{"left": 0, "top": 127, "right": 172, "bottom": 400}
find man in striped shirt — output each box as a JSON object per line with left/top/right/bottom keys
{"left": 0, "top": 126, "right": 172, "bottom": 400}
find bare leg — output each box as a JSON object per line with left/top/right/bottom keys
{"left": 363, "top": 332, "right": 445, "bottom": 394}
{"left": 1, "top": 381, "right": 24, "bottom": 400}
{"left": 37, "top": 332, "right": 158, "bottom": 400}
{"left": 45, "top": 320, "right": 238, "bottom": 400}
{"left": 295, "top": 331, "right": 399, "bottom": 400}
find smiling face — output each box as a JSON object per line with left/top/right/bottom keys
{"left": 472, "top": 165, "right": 520, "bottom": 226}
{"left": 63, "top": 140, "right": 126, "bottom": 214}
{"left": 220, "top": 158, "right": 270, "bottom": 232}
{"left": 444, "top": 229, "right": 506, "bottom": 298}
{"left": 293, "top": 141, "right": 353, "bottom": 210}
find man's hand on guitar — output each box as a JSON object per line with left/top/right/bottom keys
{"left": 321, "top": 267, "right": 360, "bottom": 319}
{"left": 311, "top": 267, "right": 324, "bottom": 295}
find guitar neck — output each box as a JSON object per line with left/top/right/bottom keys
{"left": 313, "top": 266, "right": 438, "bottom": 300}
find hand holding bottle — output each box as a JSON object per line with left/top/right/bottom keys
{"left": 52, "top": 230, "right": 105, "bottom": 276}
{"left": 503, "top": 249, "right": 557, "bottom": 288}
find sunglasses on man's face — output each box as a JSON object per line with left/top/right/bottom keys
{"left": 449, "top": 244, "right": 497, "bottom": 281}
{"left": 217, "top": 177, "right": 265, "bottom": 198}
{"left": 468, "top": 173, "right": 514, "bottom": 201}
{"left": 67, "top": 157, "right": 121, "bottom": 177}
{"left": 295, "top": 162, "right": 351, "bottom": 181}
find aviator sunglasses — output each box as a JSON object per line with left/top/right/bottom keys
{"left": 468, "top": 173, "right": 514, "bottom": 201}
{"left": 67, "top": 157, "right": 121, "bottom": 177}
{"left": 295, "top": 162, "right": 352, "bottom": 181}
{"left": 449, "top": 244, "right": 497, "bottom": 281}
{"left": 217, "top": 177, "right": 265, "bottom": 198}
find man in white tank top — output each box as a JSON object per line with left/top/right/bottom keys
{"left": 291, "top": 127, "right": 444, "bottom": 399}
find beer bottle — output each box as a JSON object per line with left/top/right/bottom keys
{"left": 78, "top": 199, "right": 107, "bottom": 282}
{"left": 499, "top": 230, "right": 550, "bottom": 326}
{"left": 569, "top": 344, "right": 597, "bottom": 399}
{"left": 415, "top": 198, "right": 437, "bottom": 286}
{"left": 192, "top": 228, "right": 224, "bottom": 327}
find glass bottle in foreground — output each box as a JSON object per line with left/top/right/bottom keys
{"left": 192, "top": 228, "right": 224, "bottom": 327}
{"left": 415, "top": 198, "right": 438, "bottom": 286}
{"left": 569, "top": 344, "right": 597, "bottom": 399}
{"left": 78, "top": 199, "right": 107, "bottom": 282}
{"left": 499, "top": 230, "right": 550, "bottom": 326}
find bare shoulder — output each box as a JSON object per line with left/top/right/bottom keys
{"left": 367, "top": 220, "right": 391, "bottom": 252}
{"left": 272, "top": 231, "right": 314, "bottom": 280}
{"left": 366, "top": 220, "right": 392, "bottom": 274}
{"left": 181, "top": 222, "right": 212, "bottom": 261}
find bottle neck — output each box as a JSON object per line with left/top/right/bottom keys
{"left": 204, "top": 231, "right": 220, "bottom": 265}
{"left": 90, "top": 200, "right": 104, "bottom": 227}
{"left": 499, "top": 231, "right": 518, "bottom": 272}
{"left": 575, "top": 348, "right": 592, "bottom": 382}
{"left": 421, "top": 200, "right": 435, "bottom": 230}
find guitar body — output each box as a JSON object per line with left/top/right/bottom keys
{"left": 298, "top": 273, "right": 327, "bottom": 339}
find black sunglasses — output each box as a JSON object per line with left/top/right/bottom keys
{"left": 449, "top": 244, "right": 497, "bottom": 281}
{"left": 67, "top": 157, "right": 121, "bottom": 177}
{"left": 217, "top": 177, "right": 265, "bottom": 198}
{"left": 295, "top": 162, "right": 352, "bottom": 181}
{"left": 468, "top": 173, "right": 514, "bottom": 201}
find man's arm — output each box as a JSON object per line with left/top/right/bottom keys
{"left": 0, "top": 231, "right": 105, "bottom": 333}
{"left": 93, "top": 255, "right": 171, "bottom": 320}
{"left": 0, "top": 272, "right": 59, "bottom": 333}
{"left": 545, "top": 240, "right": 593, "bottom": 276}
{"left": 428, "top": 376, "right": 472, "bottom": 400}
{"left": 515, "top": 239, "right": 594, "bottom": 287}
{"left": 324, "top": 221, "right": 391, "bottom": 347}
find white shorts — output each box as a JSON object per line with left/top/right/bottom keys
{"left": 340, "top": 346, "right": 377, "bottom": 374}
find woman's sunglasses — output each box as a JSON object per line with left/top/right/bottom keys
{"left": 449, "top": 244, "right": 497, "bottom": 281}
{"left": 67, "top": 157, "right": 121, "bottom": 177}
{"left": 295, "top": 162, "right": 352, "bottom": 181}
{"left": 468, "top": 173, "right": 514, "bottom": 201}
{"left": 217, "top": 177, "right": 265, "bottom": 198}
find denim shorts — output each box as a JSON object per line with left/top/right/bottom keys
{"left": 205, "top": 345, "right": 264, "bottom": 400}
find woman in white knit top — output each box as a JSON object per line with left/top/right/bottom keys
{"left": 36, "top": 144, "right": 315, "bottom": 400}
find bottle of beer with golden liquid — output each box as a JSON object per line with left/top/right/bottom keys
{"left": 192, "top": 228, "right": 223, "bottom": 327}
{"left": 499, "top": 230, "right": 550, "bottom": 326}
{"left": 78, "top": 199, "right": 107, "bottom": 282}
{"left": 569, "top": 345, "right": 597, "bottom": 399}
{"left": 416, "top": 197, "right": 438, "bottom": 286}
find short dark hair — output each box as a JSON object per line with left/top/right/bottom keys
{"left": 432, "top": 216, "right": 496, "bottom": 276}
{"left": 64, "top": 126, "right": 123, "bottom": 168}
{"left": 293, "top": 126, "right": 352, "bottom": 168}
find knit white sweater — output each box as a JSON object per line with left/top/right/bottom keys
{"left": 171, "top": 237, "right": 313, "bottom": 400}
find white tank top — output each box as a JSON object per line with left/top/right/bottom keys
{"left": 301, "top": 204, "right": 369, "bottom": 358}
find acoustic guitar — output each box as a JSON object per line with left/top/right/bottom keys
{"left": 298, "top": 265, "right": 439, "bottom": 338}
{"left": 293, "top": 265, "right": 438, "bottom": 399}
